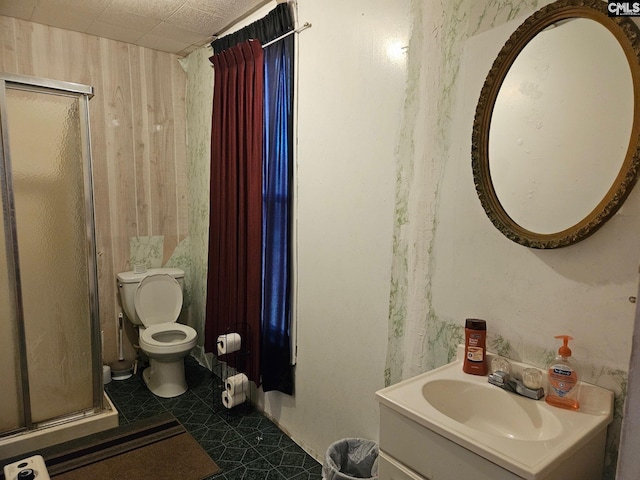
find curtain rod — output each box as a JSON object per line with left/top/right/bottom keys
{"left": 209, "top": 22, "right": 311, "bottom": 65}
{"left": 262, "top": 22, "right": 312, "bottom": 48}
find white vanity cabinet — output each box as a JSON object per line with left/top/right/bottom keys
{"left": 379, "top": 451, "right": 426, "bottom": 480}
{"left": 378, "top": 405, "right": 525, "bottom": 480}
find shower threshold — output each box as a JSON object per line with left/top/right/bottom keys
{"left": 0, "top": 392, "right": 119, "bottom": 460}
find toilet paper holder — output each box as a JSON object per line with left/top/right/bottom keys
{"left": 215, "top": 323, "right": 251, "bottom": 410}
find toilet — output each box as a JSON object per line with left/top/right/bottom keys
{"left": 117, "top": 267, "right": 197, "bottom": 398}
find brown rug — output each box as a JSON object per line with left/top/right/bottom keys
{"left": 2, "top": 412, "right": 220, "bottom": 480}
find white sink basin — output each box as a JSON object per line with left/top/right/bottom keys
{"left": 422, "top": 379, "right": 562, "bottom": 441}
{"left": 376, "top": 346, "right": 614, "bottom": 480}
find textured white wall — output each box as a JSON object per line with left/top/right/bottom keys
{"left": 617, "top": 282, "right": 640, "bottom": 479}
{"left": 256, "top": 0, "right": 410, "bottom": 460}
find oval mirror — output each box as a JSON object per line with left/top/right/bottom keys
{"left": 472, "top": 0, "right": 640, "bottom": 248}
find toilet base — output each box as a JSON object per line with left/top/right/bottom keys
{"left": 142, "top": 357, "right": 188, "bottom": 398}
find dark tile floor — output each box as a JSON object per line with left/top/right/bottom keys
{"left": 104, "top": 358, "right": 322, "bottom": 480}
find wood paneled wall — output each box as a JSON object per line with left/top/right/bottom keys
{"left": 0, "top": 16, "right": 188, "bottom": 364}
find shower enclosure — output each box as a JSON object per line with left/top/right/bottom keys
{"left": 0, "top": 73, "right": 109, "bottom": 450}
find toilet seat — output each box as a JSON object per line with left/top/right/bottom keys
{"left": 135, "top": 274, "right": 196, "bottom": 357}
{"left": 134, "top": 274, "right": 183, "bottom": 326}
{"left": 139, "top": 323, "right": 197, "bottom": 356}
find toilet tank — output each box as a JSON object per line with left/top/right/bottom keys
{"left": 117, "top": 268, "right": 185, "bottom": 326}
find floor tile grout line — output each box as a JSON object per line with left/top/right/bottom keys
{"left": 105, "top": 359, "right": 322, "bottom": 479}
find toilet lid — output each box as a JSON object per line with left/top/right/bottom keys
{"left": 134, "top": 274, "right": 183, "bottom": 327}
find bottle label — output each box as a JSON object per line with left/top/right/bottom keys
{"left": 466, "top": 333, "right": 484, "bottom": 362}
{"left": 467, "top": 346, "right": 484, "bottom": 362}
{"left": 549, "top": 364, "right": 577, "bottom": 397}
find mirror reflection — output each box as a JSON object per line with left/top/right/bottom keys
{"left": 489, "top": 18, "right": 633, "bottom": 234}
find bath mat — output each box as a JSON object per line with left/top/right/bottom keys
{"left": 2, "top": 412, "right": 220, "bottom": 480}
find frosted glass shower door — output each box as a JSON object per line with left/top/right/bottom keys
{"left": 3, "top": 86, "right": 96, "bottom": 424}
{"left": 0, "top": 151, "right": 22, "bottom": 433}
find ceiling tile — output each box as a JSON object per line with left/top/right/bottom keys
{"left": 187, "top": 0, "right": 266, "bottom": 19}
{"left": 215, "top": 0, "right": 270, "bottom": 29}
{"left": 0, "top": 0, "right": 38, "bottom": 20}
{"left": 136, "top": 32, "right": 190, "bottom": 55}
{"left": 184, "top": 0, "right": 237, "bottom": 15}
{"left": 184, "top": 0, "right": 216, "bottom": 15}
{"left": 165, "top": 5, "right": 223, "bottom": 36}
{"left": 0, "top": 0, "right": 272, "bottom": 56}
{"left": 97, "top": 4, "right": 161, "bottom": 33}
{"left": 85, "top": 21, "right": 145, "bottom": 44}
{"left": 149, "top": 22, "right": 206, "bottom": 45}
{"left": 35, "top": 0, "right": 112, "bottom": 16}
{"left": 108, "top": 0, "right": 185, "bottom": 21}
{"left": 31, "top": 0, "right": 98, "bottom": 31}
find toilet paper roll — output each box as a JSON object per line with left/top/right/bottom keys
{"left": 103, "top": 365, "right": 112, "bottom": 385}
{"left": 225, "top": 373, "right": 249, "bottom": 396}
{"left": 217, "top": 333, "right": 241, "bottom": 355}
{"left": 222, "top": 390, "right": 247, "bottom": 409}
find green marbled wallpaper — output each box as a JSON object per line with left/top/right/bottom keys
{"left": 178, "top": 46, "right": 214, "bottom": 367}
{"left": 385, "top": 1, "right": 624, "bottom": 478}
{"left": 129, "top": 235, "right": 164, "bottom": 268}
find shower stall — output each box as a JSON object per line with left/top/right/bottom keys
{"left": 0, "top": 73, "right": 117, "bottom": 458}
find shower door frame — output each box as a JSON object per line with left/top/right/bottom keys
{"left": 0, "top": 73, "right": 103, "bottom": 435}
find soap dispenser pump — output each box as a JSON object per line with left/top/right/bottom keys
{"left": 545, "top": 335, "right": 580, "bottom": 410}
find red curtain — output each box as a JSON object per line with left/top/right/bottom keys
{"left": 206, "top": 40, "right": 264, "bottom": 384}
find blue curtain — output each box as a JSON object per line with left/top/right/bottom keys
{"left": 261, "top": 32, "right": 294, "bottom": 394}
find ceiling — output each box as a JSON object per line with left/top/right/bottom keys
{"left": 0, "top": 0, "right": 268, "bottom": 57}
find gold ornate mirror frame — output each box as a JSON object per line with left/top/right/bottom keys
{"left": 472, "top": 0, "right": 640, "bottom": 249}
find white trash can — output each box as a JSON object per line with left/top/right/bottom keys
{"left": 322, "top": 438, "right": 379, "bottom": 480}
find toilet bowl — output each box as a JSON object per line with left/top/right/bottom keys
{"left": 117, "top": 268, "right": 197, "bottom": 398}
{"left": 139, "top": 323, "right": 197, "bottom": 360}
{"left": 138, "top": 322, "right": 197, "bottom": 398}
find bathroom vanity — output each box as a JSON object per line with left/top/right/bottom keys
{"left": 375, "top": 346, "right": 613, "bottom": 480}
